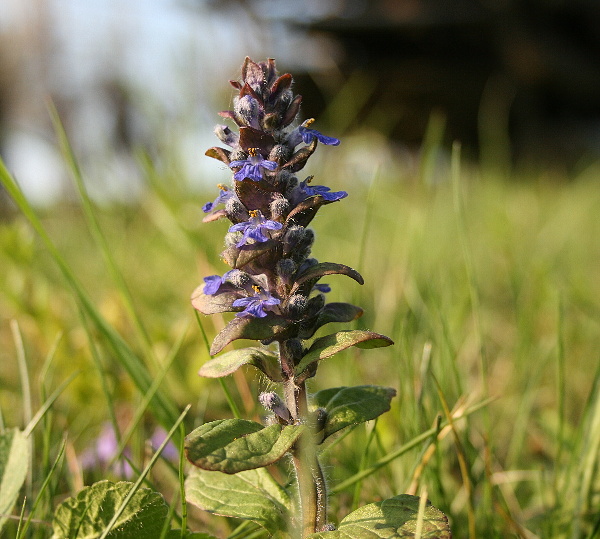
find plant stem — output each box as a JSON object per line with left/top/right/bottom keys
{"left": 280, "top": 341, "right": 326, "bottom": 536}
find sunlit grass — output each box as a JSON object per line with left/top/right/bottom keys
{"left": 1, "top": 127, "right": 599, "bottom": 537}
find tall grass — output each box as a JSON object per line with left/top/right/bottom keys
{"left": 1, "top": 123, "right": 599, "bottom": 537}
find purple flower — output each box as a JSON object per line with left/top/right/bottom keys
{"left": 229, "top": 148, "right": 278, "bottom": 182}
{"left": 202, "top": 184, "right": 234, "bottom": 213}
{"left": 229, "top": 210, "right": 283, "bottom": 248}
{"left": 80, "top": 423, "right": 133, "bottom": 478}
{"left": 299, "top": 127, "right": 340, "bottom": 146}
{"left": 203, "top": 270, "right": 235, "bottom": 295}
{"left": 297, "top": 178, "right": 348, "bottom": 202}
{"left": 150, "top": 427, "right": 179, "bottom": 461}
{"left": 287, "top": 119, "right": 341, "bottom": 147}
{"left": 233, "top": 286, "right": 281, "bottom": 318}
{"left": 314, "top": 283, "right": 331, "bottom": 293}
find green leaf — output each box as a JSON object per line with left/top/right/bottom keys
{"left": 185, "top": 467, "right": 290, "bottom": 534}
{"left": 308, "top": 494, "right": 451, "bottom": 538}
{"left": 199, "top": 347, "right": 282, "bottom": 381}
{"left": 0, "top": 428, "right": 29, "bottom": 532}
{"left": 210, "top": 315, "right": 297, "bottom": 356}
{"left": 299, "top": 303, "right": 363, "bottom": 340}
{"left": 290, "top": 263, "right": 364, "bottom": 295}
{"left": 313, "top": 386, "right": 396, "bottom": 440}
{"left": 185, "top": 419, "right": 304, "bottom": 473}
{"left": 295, "top": 330, "right": 394, "bottom": 375}
{"left": 51, "top": 481, "right": 169, "bottom": 539}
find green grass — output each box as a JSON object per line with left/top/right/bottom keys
{"left": 1, "top": 128, "right": 600, "bottom": 538}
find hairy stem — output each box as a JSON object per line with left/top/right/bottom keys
{"left": 280, "top": 341, "right": 327, "bottom": 536}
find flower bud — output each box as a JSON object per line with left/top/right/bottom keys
{"left": 224, "top": 231, "right": 240, "bottom": 247}
{"left": 286, "top": 294, "right": 307, "bottom": 318}
{"left": 229, "top": 151, "right": 247, "bottom": 169}
{"left": 283, "top": 225, "right": 306, "bottom": 255}
{"left": 276, "top": 258, "right": 296, "bottom": 282}
{"left": 276, "top": 170, "right": 298, "bottom": 196}
{"left": 270, "top": 197, "right": 290, "bottom": 220}
{"left": 225, "top": 197, "right": 248, "bottom": 223}
{"left": 234, "top": 95, "right": 261, "bottom": 129}
{"left": 227, "top": 270, "right": 251, "bottom": 288}
{"left": 268, "top": 144, "right": 292, "bottom": 165}
{"left": 290, "top": 229, "right": 315, "bottom": 262}
{"left": 259, "top": 392, "right": 291, "bottom": 422}
{"left": 214, "top": 124, "right": 239, "bottom": 148}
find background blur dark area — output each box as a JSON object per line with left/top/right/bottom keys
{"left": 1, "top": 0, "right": 600, "bottom": 210}
{"left": 291, "top": 0, "right": 600, "bottom": 166}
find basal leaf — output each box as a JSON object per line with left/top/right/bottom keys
{"left": 51, "top": 480, "right": 169, "bottom": 539}
{"left": 0, "top": 428, "right": 29, "bottom": 533}
{"left": 199, "top": 346, "right": 282, "bottom": 381}
{"left": 295, "top": 330, "right": 394, "bottom": 375}
{"left": 290, "top": 263, "right": 364, "bottom": 295}
{"left": 210, "top": 315, "right": 296, "bottom": 356}
{"left": 298, "top": 303, "right": 363, "bottom": 340}
{"left": 313, "top": 385, "right": 396, "bottom": 440}
{"left": 185, "top": 419, "right": 303, "bottom": 473}
{"left": 185, "top": 467, "right": 291, "bottom": 534}
{"left": 308, "top": 494, "right": 451, "bottom": 538}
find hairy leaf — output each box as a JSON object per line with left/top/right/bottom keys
{"left": 205, "top": 147, "right": 231, "bottom": 165}
{"left": 291, "top": 263, "right": 364, "bottom": 295}
{"left": 239, "top": 126, "right": 275, "bottom": 154}
{"left": 185, "top": 419, "right": 303, "bottom": 473}
{"left": 284, "top": 195, "right": 327, "bottom": 229}
{"left": 185, "top": 467, "right": 290, "bottom": 534}
{"left": 210, "top": 315, "right": 296, "bottom": 356}
{"left": 295, "top": 330, "right": 394, "bottom": 375}
{"left": 221, "top": 241, "right": 278, "bottom": 270}
{"left": 313, "top": 386, "right": 396, "bottom": 440}
{"left": 308, "top": 494, "right": 451, "bottom": 538}
{"left": 51, "top": 481, "right": 168, "bottom": 539}
{"left": 191, "top": 288, "right": 239, "bottom": 315}
{"left": 199, "top": 346, "right": 282, "bottom": 381}
{"left": 299, "top": 303, "right": 363, "bottom": 340}
{"left": 282, "top": 138, "right": 318, "bottom": 172}
{"left": 0, "top": 428, "right": 28, "bottom": 533}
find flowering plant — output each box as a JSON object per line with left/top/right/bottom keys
{"left": 185, "top": 58, "right": 451, "bottom": 538}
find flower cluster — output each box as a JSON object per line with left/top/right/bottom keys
{"left": 192, "top": 58, "right": 361, "bottom": 352}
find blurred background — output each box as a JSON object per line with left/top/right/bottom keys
{"left": 2, "top": 0, "right": 600, "bottom": 207}
{"left": 2, "top": 2, "right": 600, "bottom": 535}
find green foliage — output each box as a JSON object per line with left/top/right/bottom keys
{"left": 308, "top": 494, "right": 451, "bottom": 538}
{"left": 0, "top": 428, "right": 29, "bottom": 533}
{"left": 295, "top": 330, "right": 394, "bottom": 375}
{"left": 51, "top": 481, "right": 170, "bottom": 538}
{"left": 1, "top": 95, "right": 599, "bottom": 536}
{"left": 185, "top": 467, "right": 291, "bottom": 534}
{"left": 313, "top": 386, "right": 396, "bottom": 440}
{"left": 185, "top": 419, "right": 304, "bottom": 473}
{"left": 198, "top": 346, "right": 282, "bottom": 381}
